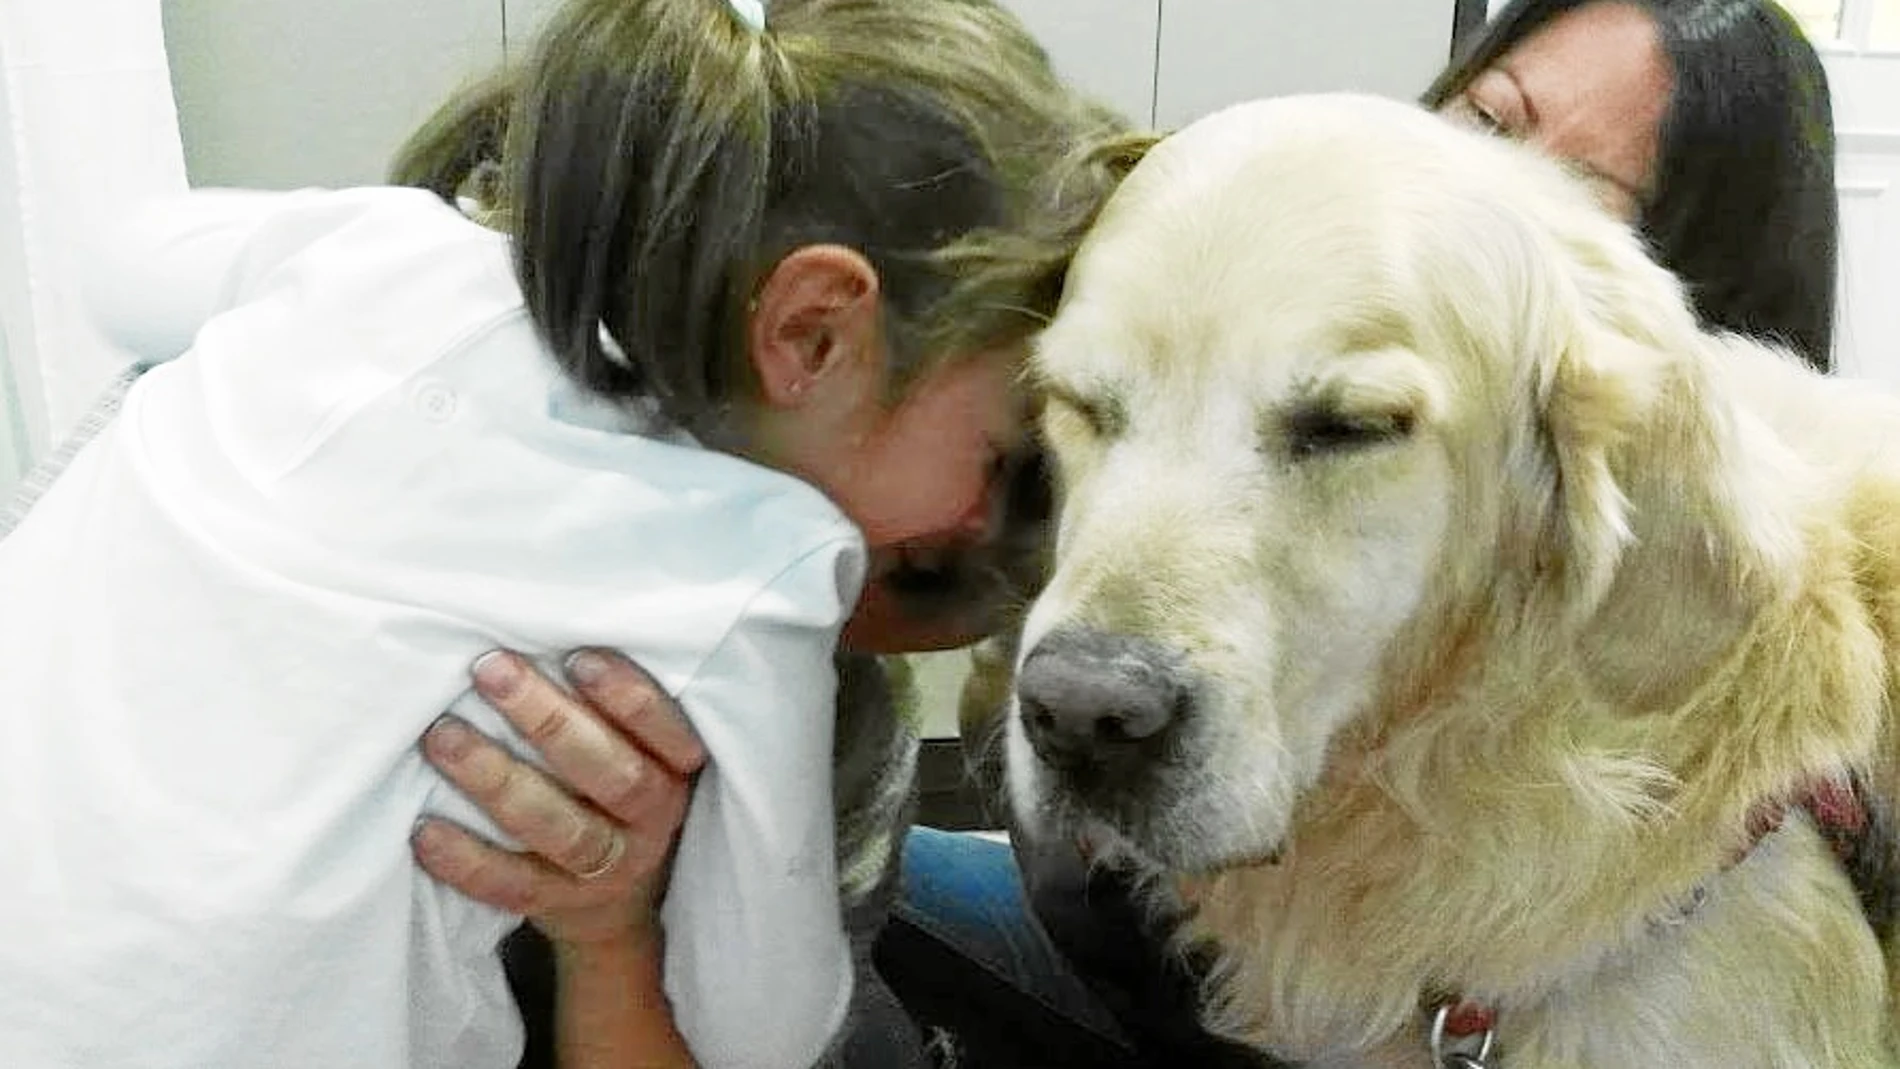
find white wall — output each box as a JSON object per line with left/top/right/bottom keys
{"left": 996, "top": 0, "right": 1161, "bottom": 124}
{"left": 1152, "top": 0, "right": 1454, "bottom": 127}
{"left": 165, "top": 0, "right": 504, "bottom": 189}
{"left": 1011, "top": 0, "right": 1454, "bottom": 129}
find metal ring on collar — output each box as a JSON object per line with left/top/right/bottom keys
{"left": 1429, "top": 1003, "right": 1497, "bottom": 1068}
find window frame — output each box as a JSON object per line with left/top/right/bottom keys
{"left": 1802, "top": 0, "right": 1900, "bottom": 56}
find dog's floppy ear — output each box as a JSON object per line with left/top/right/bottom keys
{"left": 1533, "top": 325, "right": 1667, "bottom": 618}
{"left": 1484, "top": 153, "right": 1801, "bottom": 713}
{"left": 1538, "top": 321, "right": 1797, "bottom": 712}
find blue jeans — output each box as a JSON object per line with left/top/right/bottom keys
{"left": 877, "top": 826, "right": 1137, "bottom": 1066}
{"left": 877, "top": 826, "right": 1277, "bottom": 1069}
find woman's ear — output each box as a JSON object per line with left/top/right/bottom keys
{"left": 749, "top": 245, "right": 883, "bottom": 409}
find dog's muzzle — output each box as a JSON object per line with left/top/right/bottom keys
{"left": 1017, "top": 627, "right": 1191, "bottom": 794}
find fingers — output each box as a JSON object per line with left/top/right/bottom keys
{"left": 557, "top": 649, "right": 707, "bottom": 777}
{"left": 467, "top": 651, "right": 704, "bottom": 828}
{"left": 412, "top": 817, "right": 582, "bottom": 917}
{"left": 412, "top": 816, "right": 665, "bottom": 948}
{"left": 420, "top": 649, "right": 706, "bottom": 948}
{"left": 422, "top": 715, "right": 637, "bottom": 880}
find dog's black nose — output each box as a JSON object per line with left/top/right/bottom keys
{"left": 1017, "top": 628, "right": 1185, "bottom": 774}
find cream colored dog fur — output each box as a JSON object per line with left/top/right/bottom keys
{"left": 1005, "top": 94, "right": 1900, "bottom": 1068}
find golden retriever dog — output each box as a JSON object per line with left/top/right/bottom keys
{"left": 1004, "top": 93, "right": 1900, "bottom": 1069}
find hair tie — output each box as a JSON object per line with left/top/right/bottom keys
{"left": 726, "top": 0, "right": 767, "bottom": 32}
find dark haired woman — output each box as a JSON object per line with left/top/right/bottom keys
{"left": 1426, "top": 0, "right": 1837, "bottom": 370}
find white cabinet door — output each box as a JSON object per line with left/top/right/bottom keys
{"left": 1817, "top": 1, "right": 1900, "bottom": 384}
{"left": 1154, "top": 0, "right": 1457, "bottom": 128}
{"left": 164, "top": 0, "right": 504, "bottom": 189}
{"left": 1834, "top": 124, "right": 1900, "bottom": 385}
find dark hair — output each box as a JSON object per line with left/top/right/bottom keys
{"left": 1424, "top": 0, "right": 1838, "bottom": 372}
{"left": 394, "top": 0, "right": 1124, "bottom": 439}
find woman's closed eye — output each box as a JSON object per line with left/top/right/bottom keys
{"left": 1453, "top": 69, "right": 1531, "bottom": 140}
{"left": 1454, "top": 94, "right": 1508, "bottom": 135}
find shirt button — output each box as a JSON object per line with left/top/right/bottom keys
{"left": 412, "top": 380, "right": 459, "bottom": 423}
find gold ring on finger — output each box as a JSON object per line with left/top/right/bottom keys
{"left": 574, "top": 829, "right": 625, "bottom": 882}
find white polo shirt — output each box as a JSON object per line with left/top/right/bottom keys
{"left": 0, "top": 188, "right": 862, "bottom": 1069}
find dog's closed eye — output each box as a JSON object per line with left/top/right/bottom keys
{"left": 1282, "top": 403, "right": 1416, "bottom": 458}
{"left": 1043, "top": 385, "right": 1127, "bottom": 440}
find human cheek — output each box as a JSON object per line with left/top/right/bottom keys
{"left": 940, "top": 477, "right": 994, "bottom": 540}
{"left": 893, "top": 469, "right": 985, "bottom": 545}
{"left": 900, "top": 444, "right": 995, "bottom": 544}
